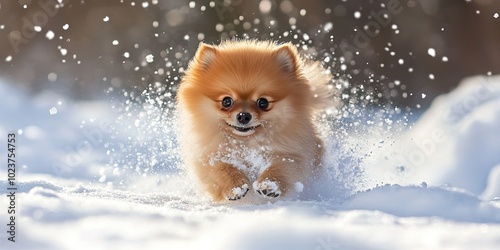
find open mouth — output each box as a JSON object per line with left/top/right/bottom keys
{"left": 227, "top": 123, "right": 261, "bottom": 135}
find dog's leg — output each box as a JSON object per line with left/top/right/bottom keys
{"left": 253, "top": 156, "right": 303, "bottom": 198}
{"left": 198, "top": 162, "right": 250, "bottom": 202}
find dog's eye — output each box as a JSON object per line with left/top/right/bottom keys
{"left": 256, "top": 98, "right": 269, "bottom": 111}
{"left": 221, "top": 96, "right": 233, "bottom": 109}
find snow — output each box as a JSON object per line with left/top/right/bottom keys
{"left": 1, "top": 75, "right": 500, "bottom": 249}
{"left": 45, "top": 30, "right": 55, "bottom": 40}
{"left": 323, "top": 22, "right": 333, "bottom": 32}
{"left": 59, "top": 48, "right": 67, "bottom": 56}
{"left": 428, "top": 48, "right": 436, "bottom": 57}
{"left": 407, "top": 76, "right": 500, "bottom": 198}
{"left": 49, "top": 107, "right": 58, "bottom": 115}
{"left": 48, "top": 72, "right": 58, "bottom": 82}
{"left": 294, "top": 182, "right": 304, "bottom": 193}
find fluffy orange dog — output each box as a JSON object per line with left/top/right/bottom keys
{"left": 177, "top": 40, "right": 332, "bottom": 202}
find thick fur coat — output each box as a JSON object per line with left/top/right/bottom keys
{"left": 177, "top": 40, "right": 333, "bottom": 202}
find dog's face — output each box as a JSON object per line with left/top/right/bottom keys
{"left": 179, "top": 41, "right": 312, "bottom": 138}
{"left": 214, "top": 91, "right": 274, "bottom": 137}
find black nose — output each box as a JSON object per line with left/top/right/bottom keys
{"left": 236, "top": 112, "right": 252, "bottom": 125}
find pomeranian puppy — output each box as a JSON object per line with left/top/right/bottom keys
{"left": 177, "top": 40, "right": 333, "bottom": 202}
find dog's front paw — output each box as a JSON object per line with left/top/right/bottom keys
{"left": 253, "top": 179, "right": 281, "bottom": 198}
{"left": 226, "top": 183, "right": 249, "bottom": 201}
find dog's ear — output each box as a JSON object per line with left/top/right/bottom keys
{"left": 195, "top": 42, "right": 217, "bottom": 69}
{"left": 274, "top": 43, "right": 299, "bottom": 73}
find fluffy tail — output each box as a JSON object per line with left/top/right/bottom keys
{"left": 302, "top": 61, "right": 340, "bottom": 111}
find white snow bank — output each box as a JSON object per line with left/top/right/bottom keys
{"left": 345, "top": 184, "right": 500, "bottom": 223}
{"left": 194, "top": 209, "right": 500, "bottom": 250}
{"left": 0, "top": 81, "right": 115, "bottom": 179}
{"left": 403, "top": 75, "right": 500, "bottom": 199}
{"left": 2, "top": 179, "right": 499, "bottom": 250}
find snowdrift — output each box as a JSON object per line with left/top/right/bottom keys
{"left": 1, "top": 75, "right": 500, "bottom": 249}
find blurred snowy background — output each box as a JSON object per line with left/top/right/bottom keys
{"left": 1, "top": 0, "right": 500, "bottom": 249}
{"left": 1, "top": 0, "right": 500, "bottom": 107}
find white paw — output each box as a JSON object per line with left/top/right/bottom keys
{"left": 253, "top": 180, "right": 281, "bottom": 198}
{"left": 227, "top": 183, "right": 249, "bottom": 201}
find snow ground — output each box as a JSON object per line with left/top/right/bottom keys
{"left": 1, "top": 75, "right": 500, "bottom": 249}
